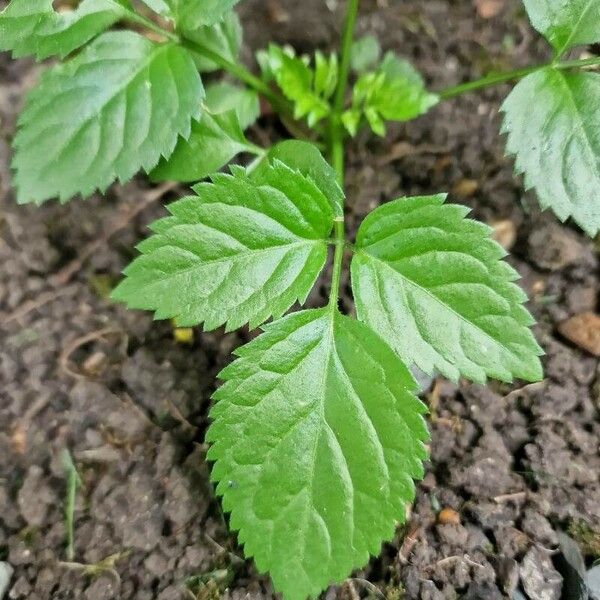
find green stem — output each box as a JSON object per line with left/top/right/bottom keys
{"left": 329, "top": 218, "right": 345, "bottom": 309}
{"left": 179, "top": 38, "right": 290, "bottom": 116}
{"left": 327, "top": 0, "right": 359, "bottom": 309}
{"left": 333, "top": 0, "right": 360, "bottom": 117}
{"left": 123, "top": 9, "right": 299, "bottom": 127}
{"left": 330, "top": 130, "right": 345, "bottom": 186}
{"left": 439, "top": 55, "right": 600, "bottom": 99}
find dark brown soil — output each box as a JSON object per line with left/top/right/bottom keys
{"left": 1, "top": 1, "right": 599, "bottom": 599}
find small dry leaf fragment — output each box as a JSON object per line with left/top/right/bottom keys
{"left": 82, "top": 351, "right": 108, "bottom": 376}
{"left": 173, "top": 327, "right": 194, "bottom": 345}
{"left": 437, "top": 507, "right": 461, "bottom": 525}
{"left": 475, "top": 0, "right": 504, "bottom": 18}
{"left": 10, "top": 424, "right": 27, "bottom": 455}
{"left": 267, "top": 0, "right": 290, "bottom": 23}
{"left": 558, "top": 312, "right": 600, "bottom": 356}
{"left": 491, "top": 219, "right": 517, "bottom": 250}
{"left": 451, "top": 178, "right": 479, "bottom": 198}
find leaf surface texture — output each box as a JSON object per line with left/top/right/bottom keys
{"left": 501, "top": 68, "right": 600, "bottom": 236}
{"left": 207, "top": 308, "right": 429, "bottom": 600}
{"left": 0, "top": 0, "right": 125, "bottom": 59}
{"left": 113, "top": 162, "right": 335, "bottom": 330}
{"left": 522, "top": 0, "right": 600, "bottom": 54}
{"left": 13, "top": 31, "right": 203, "bottom": 204}
{"left": 351, "top": 195, "right": 543, "bottom": 383}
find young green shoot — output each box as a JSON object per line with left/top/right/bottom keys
{"left": 3, "top": 0, "right": 599, "bottom": 597}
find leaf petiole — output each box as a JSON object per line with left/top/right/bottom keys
{"left": 328, "top": 217, "right": 346, "bottom": 309}
{"left": 439, "top": 55, "right": 600, "bottom": 99}
{"left": 121, "top": 6, "right": 300, "bottom": 128}
{"left": 120, "top": 9, "right": 179, "bottom": 42}
{"left": 327, "top": 0, "right": 359, "bottom": 310}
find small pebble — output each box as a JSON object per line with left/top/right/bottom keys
{"left": 437, "top": 507, "right": 461, "bottom": 525}
{"left": 0, "top": 563, "right": 13, "bottom": 600}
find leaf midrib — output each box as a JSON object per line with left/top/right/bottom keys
{"left": 358, "top": 250, "right": 523, "bottom": 362}
{"left": 553, "top": 69, "right": 600, "bottom": 203}
{"left": 29, "top": 37, "right": 172, "bottom": 172}
{"left": 555, "top": 0, "right": 595, "bottom": 55}
{"left": 144, "top": 238, "right": 324, "bottom": 283}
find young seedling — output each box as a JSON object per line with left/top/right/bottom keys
{"left": 61, "top": 449, "right": 82, "bottom": 562}
{"left": 2, "top": 0, "right": 599, "bottom": 597}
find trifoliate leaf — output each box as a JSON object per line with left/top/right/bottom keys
{"left": 151, "top": 111, "right": 258, "bottom": 183}
{"left": 207, "top": 308, "right": 429, "bottom": 600}
{"left": 350, "top": 34, "right": 381, "bottom": 74}
{"left": 522, "top": 0, "right": 600, "bottom": 55}
{"left": 205, "top": 82, "right": 260, "bottom": 130}
{"left": 13, "top": 31, "right": 203, "bottom": 204}
{"left": 258, "top": 44, "right": 334, "bottom": 126}
{"left": 112, "top": 162, "right": 334, "bottom": 330}
{"left": 344, "top": 52, "right": 438, "bottom": 136}
{"left": 501, "top": 68, "right": 600, "bottom": 237}
{"left": 253, "top": 140, "right": 344, "bottom": 217}
{"left": 351, "top": 194, "right": 543, "bottom": 384}
{"left": 0, "top": 0, "right": 125, "bottom": 60}
{"left": 184, "top": 11, "right": 242, "bottom": 72}
{"left": 166, "top": 0, "right": 242, "bottom": 27}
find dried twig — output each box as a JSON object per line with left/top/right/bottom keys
{"left": 397, "top": 525, "right": 421, "bottom": 564}
{"left": 203, "top": 532, "right": 245, "bottom": 567}
{"left": 1, "top": 286, "right": 76, "bottom": 326}
{"left": 427, "top": 554, "right": 485, "bottom": 571}
{"left": 49, "top": 181, "right": 178, "bottom": 287}
{"left": 59, "top": 327, "right": 127, "bottom": 379}
{"left": 166, "top": 397, "right": 198, "bottom": 432}
{"left": 493, "top": 491, "right": 527, "bottom": 504}
{"left": 342, "top": 579, "right": 361, "bottom": 600}
{"left": 378, "top": 142, "right": 450, "bottom": 166}
{"left": 349, "top": 578, "right": 385, "bottom": 599}
{"left": 503, "top": 381, "right": 546, "bottom": 403}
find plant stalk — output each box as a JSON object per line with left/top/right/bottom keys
{"left": 439, "top": 55, "right": 600, "bottom": 99}
{"left": 333, "top": 0, "right": 360, "bottom": 118}
{"left": 328, "top": 0, "right": 359, "bottom": 308}
{"left": 328, "top": 218, "right": 346, "bottom": 309}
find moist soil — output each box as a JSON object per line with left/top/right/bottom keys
{"left": 1, "top": 1, "right": 600, "bottom": 599}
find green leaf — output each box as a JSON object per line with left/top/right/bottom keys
{"left": 522, "top": 0, "right": 600, "bottom": 55}
{"left": 112, "top": 162, "right": 334, "bottom": 330}
{"left": 184, "top": 11, "right": 242, "bottom": 72}
{"left": 152, "top": 82, "right": 260, "bottom": 183}
{"left": 341, "top": 108, "right": 361, "bottom": 136}
{"left": 13, "top": 31, "right": 203, "bottom": 204}
{"left": 501, "top": 68, "right": 600, "bottom": 237}
{"left": 0, "top": 0, "right": 125, "bottom": 60}
{"left": 259, "top": 44, "right": 334, "bottom": 126}
{"left": 139, "top": 0, "right": 170, "bottom": 15}
{"left": 351, "top": 194, "right": 543, "bottom": 384}
{"left": 314, "top": 50, "right": 338, "bottom": 99}
{"left": 370, "top": 52, "right": 439, "bottom": 121}
{"left": 166, "top": 0, "right": 242, "bottom": 27}
{"left": 350, "top": 34, "right": 381, "bottom": 74}
{"left": 151, "top": 111, "right": 256, "bottom": 183}
{"left": 207, "top": 308, "right": 429, "bottom": 600}
{"left": 344, "top": 52, "right": 438, "bottom": 136}
{"left": 205, "top": 82, "right": 260, "bottom": 130}
{"left": 253, "top": 140, "right": 344, "bottom": 217}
